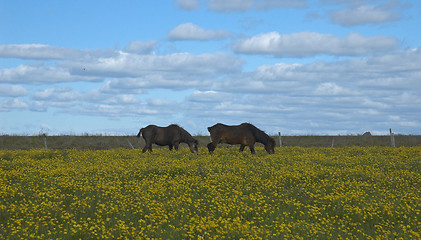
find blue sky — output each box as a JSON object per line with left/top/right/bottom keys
{"left": 1, "top": 0, "right": 421, "bottom": 135}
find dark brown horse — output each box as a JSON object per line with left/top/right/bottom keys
{"left": 207, "top": 123, "right": 275, "bottom": 154}
{"left": 136, "top": 124, "right": 198, "bottom": 153}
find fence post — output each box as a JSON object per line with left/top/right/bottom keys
{"left": 44, "top": 137, "right": 48, "bottom": 150}
{"left": 127, "top": 139, "right": 135, "bottom": 149}
{"left": 390, "top": 128, "right": 395, "bottom": 147}
{"left": 331, "top": 137, "right": 335, "bottom": 147}
{"left": 278, "top": 132, "right": 282, "bottom": 147}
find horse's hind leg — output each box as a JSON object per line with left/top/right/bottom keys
{"left": 143, "top": 140, "right": 153, "bottom": 153}
{"left": 239, "top": 145, "right": 246, "bottom": 152}
{"left": 143, "top": 144, "right": 152, "bottom": 153}
{"left": 169, "top": 145, "right": 173, "bottom": 151}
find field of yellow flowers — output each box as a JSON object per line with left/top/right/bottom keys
{"left": 1, "top": 146, "right": 420, "bottom": 239}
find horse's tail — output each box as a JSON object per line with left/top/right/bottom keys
{"left": 136, "top": 128, "right": 144, "bottom": 138}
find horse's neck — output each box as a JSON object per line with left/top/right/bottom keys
{"left": 180, "top": 131, "right": 194, "bottom": 143}
{"left": 255, "top": 133, "right": 269, "bottom": 145}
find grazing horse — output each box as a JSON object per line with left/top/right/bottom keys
{"left": 136, "top": 124, "right": 198, "bottom": 153}
{"left": 207, "top": 123, "right": 275, "bottom": 154}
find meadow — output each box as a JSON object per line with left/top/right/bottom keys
{"left": 0, "top": 147, "right": 420, "bottom": 239}
{"left": 0, "top": 134, "right": 420, "bottom": 150}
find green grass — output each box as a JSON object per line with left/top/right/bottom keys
{"left": 0, "top": 134, "right": 419, "bottom": 150}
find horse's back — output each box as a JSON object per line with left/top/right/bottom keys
{"left": 208, "top": 123, "right": 254, "bottom": 145}
{"left": 142, "top": 125, "right": 158, "bottom": 133}
{"left": 155, "top": 124, "right": 188, "bottom": 143}
{"left": 208, "top": 123, "right": 224, "bottom": 132}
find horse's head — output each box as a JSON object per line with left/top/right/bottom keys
{"left": 265, "top": 138, "right": 275, "bottom": 154}
{"left": 189, "top": 139, "right": 199, "bottom": 153}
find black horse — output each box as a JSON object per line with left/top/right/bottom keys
{"left": 136, "top": 124, "right": 198, "bottom": 153}
{"left": 207, "top": 123, "right": 275, "bottom": 154}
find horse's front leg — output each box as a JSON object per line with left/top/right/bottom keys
{"left": 169, "top": 145, "right": 173, "bottom": 151}
{"left": 249, "top": 145, "right": 256, "bottom": 154}
{"left": 173, "top": 141, "right": 180, "bottom": 151}
{"left": 207, "top": 142, "right": 217, "bottom": 154}
{"left": 239, "top": 145, "right": 246, "bottom": 152}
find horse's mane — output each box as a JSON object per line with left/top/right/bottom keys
{"left": 170, "top": 124, "right": 195, "bottom": 142}
{"left": 241, "top": 123, "right": 274, "bottom": 145}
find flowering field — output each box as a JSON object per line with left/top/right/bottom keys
{"left": 1, "top": 147, "right": 420, "bottom": 239}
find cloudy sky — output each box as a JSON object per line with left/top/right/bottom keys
{"left": 1, "top": 0, "right": 421, "bottom": 136}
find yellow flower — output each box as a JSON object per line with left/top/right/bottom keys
{"left": 0, "top": 147, "right": 420, "bottom": 239}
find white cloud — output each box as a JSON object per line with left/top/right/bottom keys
{"left": 25, "top": 86, "right": 147, "bottom": 115}
{"left": 173, "top": 0, "right": 306, "bottom": 12}
{"left": 84, "top": 91, "right": 141, "bottom": 106}
{"left": 321, "top": 0, "right": 376, "bottom": 6}
{"left": 2, "top": 42, "right": 420, "bottom": 134}
{"left": 61, "top": 51, "right": 243, "bottom": 79}
{"left": 187, "top": 90, "right": 234, "bottom": 102}
{"left": 33, "top": 86, "right": 143, "bottom": 106}
{"left": 105, "top": 95, "right": 140, "bottom": 105}
{"left": 29, "top": 87, "right": 82, "bottom": 110}
{"left": 147, "top": 98, "right": 173, "bottom": 107}
{"left": 0, "top": 85, "right": 28, "bottom": 97}
{"left": 208, "top": 0, "right": 254, "bottom": 12}
{"left": 64, "top": 101, "right": 175, "bottom": 118}
{"left": 168, "top": 23, "right": 231, "bottom": 41}
{"left": 253, "top": 63, "right": 304, "bottom": 81}
{"left": 99, "top": 80, "right": 144, "bottom": 94}
{"left": 0, "top": 98, "right": 28, "bottom": 111}
{"left": 123, "top": 40, "right": 157, "bottom": 54}
{"left": 0, "top": 44, "right": 117, "bottom": 60}
{"left": 179, "top": 48, "right": 420, "bottom": 134}
{"left": 0, "top": 44, "right": 81, "bottom": 59}
{"left": 254, "top": 0, "right": 307, "bottom": 9}
{"left": 228, "top": 48, "right": 421, "bottom": 93}
{"left": 33, "top": 87, "right": 81, "bottom": 102}
{"left": 208, "top": 0, "right": 306, "bottom": 12}
{"left": 173, "top": 0, "right": 199, "bottom": 10}
{"left": 0, "top": 64, "right": 103, "bottom": 84}
{"left": 0, "top": 98, "right": 51, "bottom": 112}
{"left": 103, "top": 76, "right": 212, "bottom": 91}
{"left": 232, "top": 32, "right": 398, "bottom": 57}
{"left": 314, "top": 82, "right": 352, "bottom": 96}
{"left": 0, "top": 44, "right": 243, "bottom": 86}
{"left": 329, "top": 4, "right": 400, "bottom": 26}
